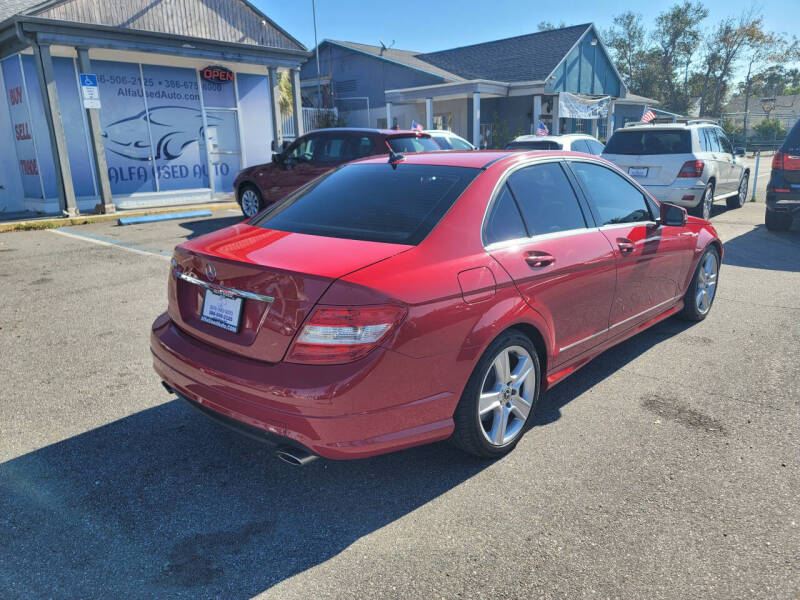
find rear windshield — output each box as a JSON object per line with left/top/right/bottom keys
{"left": 505, "top": 141, "right": 562, "bottom": 150}
{"left": 604, "top": 130, "right": 691, "bottom": 155}
{"left": 252, "top": 163, "right": 479, "bottom": 245}
{"left": 387, "top": 136, "right": 441, "bottom": 153}
{"left": 782, "top": 118, "right": 800, "bottom": 152}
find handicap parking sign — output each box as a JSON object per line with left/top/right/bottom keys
{"left": 80, "top": 73, "right": 100, "bottom": 109}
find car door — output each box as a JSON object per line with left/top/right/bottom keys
{"left": 706, "top": 128, "right": 732, "bottom": 195}
{"left": 484, "top": 160, "right": 617, "bottom": 367}
{"left": 568, "top": 159, "right": 692, "bottom": 336}
{"left": 716, "top": 129, "right": 741, "bottom": 193}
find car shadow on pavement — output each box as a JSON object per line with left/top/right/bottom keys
{"left": 180, "top": 215, "right": 247, "bottom": 239}
{"left": 0, "top": 317, "right": 700, "bottom": 599}
{"left": 721, "top": 223, "right": 800, "bottom": 272}
{"left": 0, "top": 400, "right": 487, "bottom": 599}
{"left": 532, "top": 317, "right": 695, "bottom": 428}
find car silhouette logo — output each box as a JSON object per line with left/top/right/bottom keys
{"left": 205, "top": 263, "right": 216, "bottom": 281}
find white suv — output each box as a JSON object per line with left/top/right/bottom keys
{"left": 506, "top": 134, "right": 605, "bottom": 155}
{"left": 602, "top": 121, "right": 749, "bottom": 220}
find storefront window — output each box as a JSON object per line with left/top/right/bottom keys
{"left": 141, "top": 64, "right": 210, "bottom": 191}
{"left": 94, "top": 60, "right": 157, "bottom": 194}
{"left": 201, "top": 78, "right": 236, "bottom": 109}
{"left": 2, "top": 55, "right": 42, "bottom": 199}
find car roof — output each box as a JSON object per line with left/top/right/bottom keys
{"left": 511, "top": 134, "right": 596, "bottom": 142}
{"left": 619, "top": 121, "right": 718, "bottom": 132}
{"left": 306, "top": 127, "right": 430, "bottom": 137}
{"left": 350, "top": 149, "right": 603, "bottom": 169}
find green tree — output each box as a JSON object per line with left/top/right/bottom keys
{"left": 752, "top": 118, "right": 787, "bottom": 142}
{"left": 537, "top": 21, "right": 566, "bottom": 31}
{"left": 278, "top": 71, "right": 293, "bottom": 115}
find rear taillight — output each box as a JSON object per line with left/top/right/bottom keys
{"left": 286, "top": 305, "right": 406, "bottom": 364}
{"left": 678, "top": 160, "right": 704, "bottom": 178}
{"left": 773, "top": 150, "right": 800, "bottom": 171}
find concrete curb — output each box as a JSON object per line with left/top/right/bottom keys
{"left": 0, "top": 201, "right": 240, "bottom": 233}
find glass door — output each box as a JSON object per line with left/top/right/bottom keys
{"left": 205, "top": 110, "right": 241, "bottom": 194}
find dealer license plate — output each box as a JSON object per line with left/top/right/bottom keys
{"left": 200, "top": 289, "right": 243, "bottom": 332}
{"left": 628, "top": 167, "right": 649, "bottom": 178}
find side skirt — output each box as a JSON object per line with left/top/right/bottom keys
{"left": 543, "top": 300, "right": 684, "bottom": 390}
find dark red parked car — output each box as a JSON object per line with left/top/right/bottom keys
{"left": 153, "top": 150, "right": 722, "bottom": 464}
{"left": 233, "top": 128, "right": 440, "bottom": 217}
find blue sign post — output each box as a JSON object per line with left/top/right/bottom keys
{"left": 79, "top": 73, "right": 100, "bottom": 109}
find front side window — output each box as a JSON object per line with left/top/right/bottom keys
{"left": 506, "top": 162, "right": 587, "bottom": 235}
{"left": 586, "top": 139, "right": 605, "bottom": 155}
{"left": 387, "top": 136, "right": 440, "bottom": 153}
{"left": 286, "top": 135, "right": 317, "bottom": 162}
{"left": 449, "top": 137, "right": 474, "bottom": 150}
{"left": 484, "top": 184, "right": 527, "bottom": 245}
{"left": 351, "top": 135, "right": 376, "bottom": 159}
{"left": 717, "top": 130, "right": 733, "bottom": 155}
{"left": 253, "top": 163, "right": 479, "bottom": 245}
{"left": 570, "top": 161, "right": 653, "bottom": 225}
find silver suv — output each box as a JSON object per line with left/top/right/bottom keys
{"left": 602, "top": 121, "right": 749, "bottom": 220}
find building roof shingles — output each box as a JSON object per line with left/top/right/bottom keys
{"left": 0, "top": 0, "right": 46, "bottom": 22}
{"left": 417, "top": 24, "right": 591, "bottom": 83}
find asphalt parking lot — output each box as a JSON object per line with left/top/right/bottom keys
{"left": 0, "top": 202, "right": 798, "bottom": 599}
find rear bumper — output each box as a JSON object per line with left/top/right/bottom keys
{"left": 643, "top": 183, "right": 706, "bottom": 207}
{"left": 150, "top": 313, "right": 459, "bottom": 459}
{"left": 766, "top": 192, "right": 800, "bottom": 214}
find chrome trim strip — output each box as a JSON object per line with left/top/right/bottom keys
{"left": 559, "top": 328, "right": 608, "bottom": 352}
{"left": 484, "top": 226, "right": 601, "bottom": 251}
{"left": 175, "top": 271, "right": 275, "bottom": 303}
{"left": 557, "top": 294, "right": 682, "bottom": 352}
{"left": 608, "top": 294, "right": 681, "bottom": 331}
{"left": 599, "top": 221, "right": 657, "bottom": 231}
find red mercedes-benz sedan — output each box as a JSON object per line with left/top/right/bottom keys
{"left": 152, "top": 150, "right": 722, "bottom": 463}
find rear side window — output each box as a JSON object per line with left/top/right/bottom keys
{"left": 352, "top": 135, "right": 376, "bottom": 158}
{"left": 387, "top": 136, "right": 440, "bottom": 153}
{"left": 506, "top": 162, "right": 587, "bottom": 235}
{"left": 570, "top": 162, "right": 652, "bottom": 225}
{"left": 604, "top": 130, "right": 691, "bottom": 155}
{"left": 432, "top": 136, "right": 452, "bottom": 149}
{"left": 254, "top": 163, "right": 479, "bottom": 245}
{"left": 505, "top": 141, "right": 562, "bottom": 150}
{"left": 484, "top": 184, "right": 527, "bottom": 245}
{"left": 586, "top": 139, "right": 605, "bottom": 155}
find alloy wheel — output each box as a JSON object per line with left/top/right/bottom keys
{"left": 695, "top": 251, "right": 718, "bottom": 314}
{"left": 738, "top": 176, "right": 748, "bottom": 206}
{"left": 478, "top": 346, "right": 536, "bottom": 446}
{"left": 241, "top": 189, "right": 261, "bottom": 217}
{"left": 702, "top": 185, "right": 713, "bottom": 220}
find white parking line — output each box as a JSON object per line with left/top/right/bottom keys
{"left": 48, "top": 227, "right": 172, "bottom": 260}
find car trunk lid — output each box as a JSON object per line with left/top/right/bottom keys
{"left": 602, "top": 153, "right": 690, "bottom": 186}
{"left": 168, "top": 223, "right": 412, "bottom": 362}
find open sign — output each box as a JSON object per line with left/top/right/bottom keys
{"left": 201, "top": 66, "right": 234, "bottom": 84}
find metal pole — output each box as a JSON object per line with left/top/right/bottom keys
{"left": 312, "top": 0, "right": 322, "bottom": 108}
{"left": 751, "top": 151, "right": 759, "bottom": 202}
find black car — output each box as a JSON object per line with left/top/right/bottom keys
{"left": 765, "top": 118, "right": 800, "bottom": 231}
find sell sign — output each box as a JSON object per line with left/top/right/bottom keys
{"left": 201, "top": 65, "right": 234, "bottom": 84}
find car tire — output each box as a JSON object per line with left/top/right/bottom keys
{"left": 238, "top": 185, "right": 264, "bottom": 218}
{"left": 691, "top": 182, "right": 714, "bottom": 220}
{"left": 678, "top": 245, "right": 720, "bottom": 322}
{"left": 727, "top": 173, "right": 748, "bottom": 208}
{"left": 450, "top": 330, "right": 540, "bottom": 459}
{"left": 765, "top": 208, "right": 792, "bottom": 231}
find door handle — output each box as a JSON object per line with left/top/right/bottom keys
{"left": 616, "top": 238, "right": 635, "bottom": 254}
{"left": 524, "top": 251, "right": 555, "bottom": 268}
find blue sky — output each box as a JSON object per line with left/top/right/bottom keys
{"left": 257, "top": 0, "right": 797, "bottom": 56}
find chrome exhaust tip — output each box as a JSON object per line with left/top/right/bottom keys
{"left": 275, "top": 446, "right": 319, "bottom": 466}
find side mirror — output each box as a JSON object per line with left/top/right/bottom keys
{"left": 281, "top": 140, "right": 292, "bottom": 151}
{"left": 735, "top": 147, "right": 745, "bottom": 157}
{"left": 661, "top": 202, "right": 687, "bottom": 227}
{"left": 271, "top": 153, "right": 282, "bottom": 164}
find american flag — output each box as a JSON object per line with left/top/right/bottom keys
{"left": 641, "top": 107, "right": 656, "bottom": 123}
{"left": 536, "top": 120, "right": 549, "bottom": 136}
{"left": 411, "top": 120, "right": 423, "bottom": 131}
